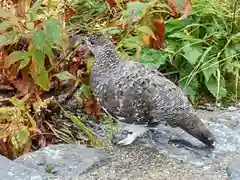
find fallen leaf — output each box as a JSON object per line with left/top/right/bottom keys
{"left": 84, "top": 99, "right": 101, "bottom": 120}
{"left": 11, "top": 69, "right": 34, "bottom": 97}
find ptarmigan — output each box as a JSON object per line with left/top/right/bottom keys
{"left": 83, "top": 34, "right": 215, "bottom": 147}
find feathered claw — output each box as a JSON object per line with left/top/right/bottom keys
{"left": 117, "top": 125, "right": 148, "bottom": 146}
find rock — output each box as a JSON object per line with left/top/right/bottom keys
{"left": 227, "top": 155, "right": 240, "bottom": 180}
{"left": 198, "top": 105, "right": 206, "bottom": 110}
{"left": 206, "top": 106, "right": 215, "bottom": 111}
{"left": 228, "top": 106, "right": 237, "bottom": 112}
{"left": 204, "top": 103, "right": 211, "bottom": 107}
{"left": 14, "top": 144, "right": 110, "bottom": 179}
{"left": 0, "top": 154, "right": 49, "bottom": 180}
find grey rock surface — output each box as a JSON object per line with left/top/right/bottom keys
{"left": 14, "top": 144, "right": 110, "bottom": 179}
{"left": 78, "top": 108, "right": 240, "bottom": 180}
{"left": 227, "top": 155, "right": 240, "bottom": 180}
{"left": 0, "top": 154, "right": 49, "bottom": 180}
{"left": 78, "top": 145, "right": 235, "bottom": 180}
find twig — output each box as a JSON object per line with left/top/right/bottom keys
{"left": 45, "top": 80, "right": 81, "bottom": 116}
{"left": 0, "top": 98, "right": 11, "bottom": 106}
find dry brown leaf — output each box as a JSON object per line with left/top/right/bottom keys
{"left": 84, "top": 99, "right": 101, "bottom": 120}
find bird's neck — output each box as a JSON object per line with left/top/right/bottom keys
{"left": 92, "top": 49, "right": 121, "bottom": 71}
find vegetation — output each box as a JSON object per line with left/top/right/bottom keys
{"left": 0, "top": 0, "right": 239, "bottom": 159}
{"left": 70, "top": 0, "right": 240, "bottom": 104}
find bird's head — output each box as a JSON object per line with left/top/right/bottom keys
{"left": 177, "top": 114, "right": 216, "bottom": 148}
{"left": 83, "top": 34, "right": 115, "bottom": 56}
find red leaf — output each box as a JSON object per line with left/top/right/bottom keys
{"left": 167, "top": 0, "right": 192, "bottom": 19}
{"left": 64, "top": 5, "right": 77, "bottom": 22}
{"left": 0, "top": 139, "right": 15, "bottom": 160}
{"left": 167, "top": 0, "right": 179, "bottom": 17}
{"left": 121, "top": 23, "right": 128, "bottom": 30}
{"left": 149, "top": 18, "right": 165, "bottom": 50}
{"left": 105, "top": 0, "right": 116, "bottom": 8}
{"left": 5, "top": 66, "right": 34, "bottom": 97}
{"left": 180, "top": 0, "right": 192, "bottom": 19}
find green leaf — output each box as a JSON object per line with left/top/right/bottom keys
{"left": 136, "top": 26, "right": 155, "bottom": 38}
{"left": 43, "top": 42, "right": 54, "bottom": 58}
{"left": 0, "top": 35, "right": 6, "bottom": 45}
{"left": 168, "top": 32, "right": 197, "bottom": 41}
{"left": 32, "top": 30, "right": 46, "bottom": 51}
{"left": 201, "top": 58, "right": 219, "bottom": 82}
{"left": 32, "top": 49, "right": 45, "bottom": 69}
{"left": 165, "top": 39, "right": 180, "bottom": 52}
{"left": 205, "top": 75, "right": 227, "bottom": 100}
{"left": 0, "top": 31, "right": 19, "bottom": 46}
{"left": 80, "top": 84, "right": 92, "bottom": 98}
{"left": 43, "top": 18, "right": 61, "bottom": 44}
{"left": 66, "top": 111, "right": 103, "bottom": 147}
{"left": 182, "top": 44, "right": 202, "bottom": 65}
{"left": 53, "top": 71, "right": 76, "bottom": 81}
{"left": 122, "top": 1, "right": 155, "bottom": 25}
{"left": 32, "top": 30, "right": 53, "bottom": 58}
{"left": 30, "top": 49, "right": 51, "bottom": 91}
{"left": 179, "top": 65, "right": 199, "bottom": 102}
{"left": 165, "top": 18, "right": 193, "bottom": 34}
{"left": 12, "top": 127, "right": 30, "bottom": 149}
{"left": 0, "top": 113, "right": 10, "bottom": 119}
{"left": 224, "top": 45, "right": 237, "bottom": 60}
{"left": 18, "top": 57, "right": 30, "bottom": 70}
{"left": 101, "top": 27, "right": 121, "bottom": 35}
{"left": 5, "top": 51, "right": 29, "bottom": 68}
{"left": 87, "top": 56, "right": 94, "bottom": 73}
{"left": 235, "top": 44, "right": 240, "bottom": 53}
{"left": 9, "top": 97, "right": 26, "bottom": 111}
{"left": 28, "top": 0, "right": 42, "bottom": 21}
{"left": 38, "top": 70, "right": 51, "bottom": 91}
{"left": 0, "top": 21, "right": 11, "bottom": 31}
{"left": 140, "top": 47, "right": 167, "bottom": 69}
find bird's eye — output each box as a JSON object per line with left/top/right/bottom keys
{"left": 89, "top": 39, "right": 94, "bottom": 45}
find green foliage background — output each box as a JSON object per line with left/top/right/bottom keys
{"left": 70, "top": 0, "right": 240, "bottom": 104}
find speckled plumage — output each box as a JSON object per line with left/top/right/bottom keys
{"left": 83, "top": 35, "right": 215, "bottom": 147}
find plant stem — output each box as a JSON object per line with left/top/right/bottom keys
{"left": 231, "top": 0, "right": 238, "bottom": 34}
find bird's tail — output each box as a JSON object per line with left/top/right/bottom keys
{"left": 177, "top": 114, "right": 216, "bottom": 147}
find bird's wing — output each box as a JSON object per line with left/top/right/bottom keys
{"left": 93, "top": 62, "right": 162, "bottom": 125}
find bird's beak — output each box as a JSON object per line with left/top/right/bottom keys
{"left": 82, "top": 38, "right": 93, "bottom": 57}
{"left": 82, "top": 36, "right": 90, "bottom": 44}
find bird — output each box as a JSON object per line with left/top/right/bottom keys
{"left": 82, "top": 34, "right": 216, "bottom": 148}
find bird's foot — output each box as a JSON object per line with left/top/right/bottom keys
{"left": 117, "top": 125, "right": 148, "bottom": 146}
{"left": 118, "top": 132, "right": 139, "bottom": 145}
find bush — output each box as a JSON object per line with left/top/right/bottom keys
{"left": 0, "top": 0, "right": 103, "bottom": 159}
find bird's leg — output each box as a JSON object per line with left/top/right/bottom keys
{"left": 117, "top": 125, "right": 148, "bottom": 146}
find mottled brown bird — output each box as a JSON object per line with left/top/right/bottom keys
{"left": 83, "top": 34, "right": 215, "bottom": 147}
